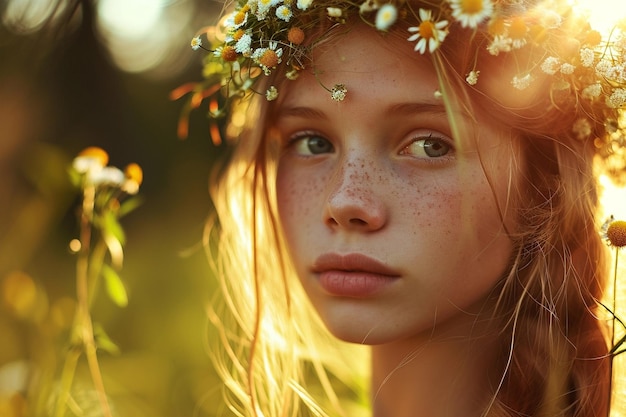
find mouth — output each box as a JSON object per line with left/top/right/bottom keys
{"left": 311, "top": 253, "right": 400, "bottom": 297}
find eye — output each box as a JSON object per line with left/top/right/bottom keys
{"left": 400, "top": 135, "right": 452, "bottom": 158}
{"left": 291, "top": 133, "right": 334, "bottom": 155}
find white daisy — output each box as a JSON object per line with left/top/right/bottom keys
{"left": 375, "top": 4, "right": 398, "bottom": 31}
{"left": 449, "top": 0, "right": 493, "bottom": 29}
{"left": 191, "top": 36, "right": 202, "bottom": 50}
{"left": 407, "top": 8, "right": 449, "bottom": 54}
{"left": 296, "top": 0, "right": 313, "bottom": 10}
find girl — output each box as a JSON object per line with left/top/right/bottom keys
{"left": 184, "top": 0, "right": 626, "bottom": 416}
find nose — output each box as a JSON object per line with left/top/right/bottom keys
{"left": 324, "top": 159, "right": 388, "bottom": 232}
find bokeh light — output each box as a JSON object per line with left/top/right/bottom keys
{"left": 2, "top": 0, "right": 74, "bottom": 34}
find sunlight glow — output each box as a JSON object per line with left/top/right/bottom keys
{"left": 571, "top": 0, "right": 626, "bottom": 34}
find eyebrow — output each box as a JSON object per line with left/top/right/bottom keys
{"left": 387, "top": 102, "right": 449, "bottom": 117}
{"left": 276, "top": 106, "right": 328, "bottom": 120}
{"left": 276, "top": 101, "right": 454, "bottom": 120}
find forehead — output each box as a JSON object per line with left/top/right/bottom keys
{"left": 280, "top": 23, "right": 441, "bottom": 106}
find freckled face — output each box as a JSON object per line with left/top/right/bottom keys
{"left": 275, "top": 25, "right": 518, "bottom": 344}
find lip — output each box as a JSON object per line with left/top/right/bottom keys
{"left": 311, "top": 253, "right": 400, "bottom": 297}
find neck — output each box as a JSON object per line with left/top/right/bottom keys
{"left": 370, "top": 319, "right": 500, "bottom": 417}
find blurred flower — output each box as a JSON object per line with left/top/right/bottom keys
{"left": 122, "top": 163, "right": 143, "bottom": 195}
{"left": 72, "top": 147, "right": 109, "bottom": 174}
{"left": 376, "top": 4, "right": 398, "bottom": 31}
{"left": 88, "top": 166, "right": 125, "bottom": 187}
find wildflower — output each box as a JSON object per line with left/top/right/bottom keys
{"left": 511, "top": 74, "right": 533, "bottom": 90}
{"left": 607, "top": 88, "right": 626, "bottom": 108}
{"left": 375, "top": 4, "right": 398, "bottom": 31}
{"left": 560, "top": 63, "right": 575, "bottom": 75}
{"left": 221, "top": 45, "right": 238, "bottom": 61}
{"left": 538, "top": 10, "right": 562, "bottom": 29}
{"left": 582, "top": 83, "right": 602, "bottom": 100}
{"left": 287, "top": 27, "right": 305, "bottom": 44}
{"left": 449, "top": 0, "right": 493, "bottom": 29}
{"left": 191, "top": 36, "right": 203, "bottom": 51}
{"left": 407, "top": 8, "right": 449, "bottom": 54}
{"left": 88, "top": 166, "right": 125, "bottom": 187}
{"left": 327, "top": 7, "right": 342, "bottom": 17}
{"left": 256, "top": 0, "right": 280, "bottom": 19}
{"left": 232, "top": 29, "right": 246, "bottom": 41}
{"left": 266, "top": 86, "right": 279, "bottom": 101}
{"left": 572, "top": 118, "right": 592, "bottom": 140}
{"left": 73, "top": 147, "right": 109, "bottom": 174}
{"left": 276, "top": 5, "right": 293, "bottom": 22}
{"left": 596, "top": 60, "right": 620, "bottom": 80}
{"left": 508, "top": 17, "right": 528, "bottom": 49}
{"left": 466, "top": 70, "right": 480, "bottom": 85}
{"left": 602, "top": 217, "right": 626, "bottom": 248}
{"left": 235, "top": 33, "right": 253, "bottom": 54}
{"left": 541, "top": 57, "right": 560, "bottom": 75}
{"left": 233, "top": 10, "right": 248, "bottom": 27}
{"left": 487, "top": 35, "right": 512, "bottom": 56}
{"left": 253, "top": 42, "right": 283, "bottom": 72}
{"left": 297, "top": 0, "right": 313, "bottom": 10}
{"left": 331, "top": 84, "right": 347, "bottom": 101}
{"left": 360, "top": 0, "right": 378, "bottom": 13}
{"left": 580, "top": 48, "right": 594, "bottom": 67}
{"left": 122, "top": 163, "right": 143, "bottom": 195}
{"left": 286, "top": 69, "right": 300, "bottom": 80}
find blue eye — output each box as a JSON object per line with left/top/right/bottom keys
{"left": 401, "top": 136, "right": 452, "bottom": 158}
{"left": 292, "top": 134, "right": 334, "bottom": 155}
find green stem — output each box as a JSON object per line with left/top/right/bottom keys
{"left": 75, "top": 183, "right": 114, "bottom": 417}
{"left": 54, "top": 347, "right": 81, "bottom": 417}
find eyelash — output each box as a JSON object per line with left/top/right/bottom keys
{"left": 286, "top": 131, "right": 334, "bottom": 156}
{"left": 399, "top": 132, "right": 455, "bottom": 161}
{"left": 283, "top": 130, "right": 455, "bottom": 161}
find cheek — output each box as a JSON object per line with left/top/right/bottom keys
{"left": 276, "top": 167, "right": 325, "bottom": 241}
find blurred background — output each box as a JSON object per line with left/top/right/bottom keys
{"left": 0, "top": 1, "right": 625, "bottom": 417}
{"left": 0, "top": 0, "right": 229, "bottom": 416}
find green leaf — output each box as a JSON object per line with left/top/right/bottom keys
{"left": 93, "top": 323, "right": 121, "bottom": 355}
{"left": 101, "top": 264, "right": 128, "bottom": 308}
{"left": 118, "top": 196, "right": 143, "bottom": 218}
{"left": 101, "top": 210, "right": 126, "bottom": 245}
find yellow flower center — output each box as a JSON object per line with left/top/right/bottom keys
{"left": 607, "top": 220, "right": 626, "bottom": 248}
{"left": 585, "top": 30, "right": 602, "bottom": 46}
{"left": 419, "top": 21, "right": 435, "bottom": 39}
{"left": 488, "top": 18, "right": 505, "bottom": 36}
{"left": 234, "top": 11, "right": 246, "bottom": 25}
{"left": 508, "top": 17, "right": 527, "bottom": 39}
{"left": 287, "top": 27, "right": 305, "bottom": 44}
{"left": 460, "top": 0, "right": 484, "bottom": 14}
{"left": 259, "top": 50, "right": 279, "bottom": 68}
{"left": 124, "top": 163, "right": 143, "bottom": 185}
{"left": 221, "top": 46, "right": 238, "bottom": 61}
{"left": 78, "top": 146, "right": 109, "bottom": 167}
{"left": 233, "top": 29, "right": 245, "bottom": 41}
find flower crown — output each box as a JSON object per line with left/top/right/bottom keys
{"left": 178, "top": 0, "right": 625, "bottom": 177}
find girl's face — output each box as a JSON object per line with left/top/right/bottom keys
{"left": 275, "top": 24, "right": 520, "bottom": 345}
